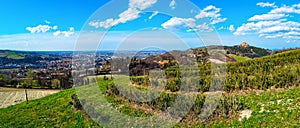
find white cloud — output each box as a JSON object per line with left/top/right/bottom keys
{"left": 90, "top": 8, "right": 140, "bottom": 29}
{"left": 90, "top": 0, "right": 157, "bottom": 29}
{"left": 53, "top": 27, "right": 75, "bottom": 37}
{"left": 161, "top": 17, "right": 196, "bottom": 30}
{"left": 118, "top": 8, "right": 140, "bottom": 23}
{"left": 0, "top": 33, "right": 78, "bottom": 51}
{"left": 258, "top": 22, "right": 300, "bottom": 33}
{"left": 257, "top": 2, "right": 277, "bottom": 8}
{"left": 149, "top": 11, "right": 158, "bottom": 20}
{"left": 53, "top": 25, "right": 58, "bottom": 30}
{"left": 45, "top": 20, "right": 51, "bottom": 24}
{"left": 260, "top": 31, "right": 300, "bottom": 40}
{"left": 26, "top": 23, "right": 75, "bottom": 37}
{"left": 229, "top": 25, "right": 235, "bottom": 32}
{"left": 69, "top": 27, "right": 75, "bottom": 31}
{"left": 192, "top": 23, "right": 213, "bottom": 32}
{"left": 161, "top": 5, "right": 226, "bottom": 32}
{"left": 218, "top": 26, "right": 225, "bottom": 30}
{"left": 235, "top": 20, "right": 300, "bottom": 40}
{"left": 195, "top": 5, "right": 227, "bottom": 24}
{"left": 248, "top": 13, "right": 286, "bottom": 21}
{"left": 269, "top": 5, "right": 300, "bottom": 14}
{"left": 234, "top": 3, "right": 300, "bottom": 42}
{"left": 234, "top": 20, "right": 283, "bottom": 35}
{"left": 53, "top": 31, "right": 61, "bottom": 37}
{"left": 161, "top": 17, "right": 214, "bottom": 32}
{"left": 169, "top": 0, "right": 176, "bottom": 10}
{"left": 217, "top": 25, "right": 235, "bottom": 32}
{"left": 129, "top": 0, "right": 157, "bottom": 10}
{"left": 26, "top": 25, "right": 52, "bottom": 33}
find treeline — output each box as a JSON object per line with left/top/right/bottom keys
{"left": 0, "top": 69, "right": 73, "bottom": 89}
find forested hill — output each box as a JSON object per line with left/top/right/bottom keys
{"left": 223, "top": 45, "right": 272, "bottom": 58}
{"left": 192, "top": 43, "right": 272, "bottom": 60}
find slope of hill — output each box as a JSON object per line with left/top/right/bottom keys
{"left": 224, "top": 45, "right": 271, "bottom": 58}
{"left": 227, "top": 54, "right": 250, "bottom": 62}
{"left": 0, "top": 49, "right": 299, "bottom": 127}
{"left": 0, "top": 89, "right": 99, "bottom": 127}
{"left": 0, "top": 82, "right": 299, "bottom": 127}
{"left": 0, "top": 50, "right": 26, "bottom": 60}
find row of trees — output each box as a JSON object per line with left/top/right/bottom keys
{"left": 0, "top": 69, "right": 72, "bottom": 89}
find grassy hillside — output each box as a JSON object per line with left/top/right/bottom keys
{"left": 0, "top": 49, "right": 299, "bottom": 127}
{"left": 227, "top": 54, "right": 250, "bottom": 62}
{"left": 0, "top": 89, "right": 99, "bottom": 128}
{"left": 0, "top": 83, "right": 299, "bottom": 127}
{"left": 195, "top": 87, "right": 300, "bottom": 127}
{"left": 0, "top": 51, "right": 25, "bottom": 59}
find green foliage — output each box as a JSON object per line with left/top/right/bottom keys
{"left": 7, "top": 52, "right": 25, "bottom": 59}
{"left": 24, "top": 69, "right": 34, "bottom": 88}
{"left": 0, "top": 80, "right": 300, "bottom": 127}
{"left": 51, "top": 79, "right": 60, "bottom": 89}
{"left": 200, "top": 88, "right": 300, "bottom": 127}
{"left": 0, "top": 89, "right": 100, "bottom": 127}
{"left": 71, "top": 94, "right": 83, "bottom": 110}
{"left": 0, "top": 51, "right": 25, "bottom": 59}
{"left": 0, "top": 50, "right": 299, "bottom": 127}
{"left": 130, "top": 49, "right": 300, "bottom": 92}
{"left": 0, "top": 74, "right": 4, "bottom": 81}
{"left": 228, "top": 54, "right": 250, "bottom": 61}
{"left": 224, "top": 45, "right": 271, "bottom": 58}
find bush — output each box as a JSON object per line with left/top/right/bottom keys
{"left": 71, "top": 94, "right": 82, "bottom": 110}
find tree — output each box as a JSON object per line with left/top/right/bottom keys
{"left": 51, "top": 79, "right": 60, "bottom": 89}
{"left": 0, "top": 74, "right": 4, "bottom": 86}
{"left": 23, "top": 69, "right": 34, "bottom": 103}
{"left": 24, "top": 69, "right": 34, "bottom": 88}
{"left": 0, "top": 74, "right": 4, "bottom": 81}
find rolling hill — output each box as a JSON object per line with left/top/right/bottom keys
{"left": 0, "top": 49, "right": 299, "bottom": 127}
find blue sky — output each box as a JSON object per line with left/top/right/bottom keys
{"left": 0, "top": 0, "right": 300, "bottom": 51}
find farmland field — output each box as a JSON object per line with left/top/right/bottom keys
{"left": 0, "top": 87, "right": 59, "bottom": 108}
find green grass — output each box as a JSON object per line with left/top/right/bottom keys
{"left": 1, "top": 80, "right": 299, "bottom": 127}
{"left": 0, "top": 52, "right": 25, "bottom": 59}
{"left": 0, "top": 89, "right": 99, "bottom": 128}
{"left": 228, "top": 54, "right": 250, "bottom": 62}
{"left": 0, "top": 49, "right": 299, "bottom": 127}
{"left": 196, "top": 88, "right": 300, "bottom": 127}
{"left": 7, "top": 52, "right": 25, "bottom": 59}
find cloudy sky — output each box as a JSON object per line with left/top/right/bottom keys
{"left": 0, "top": 0, "right": 300, "bottom": 51}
